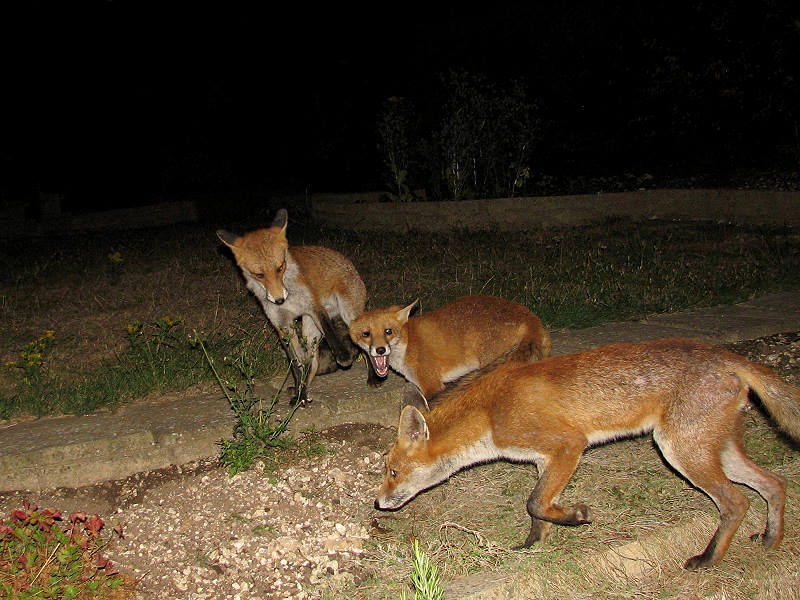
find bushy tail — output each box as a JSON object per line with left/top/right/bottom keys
{"left": 736, "top": 361, "right": 800, "bottom": 441}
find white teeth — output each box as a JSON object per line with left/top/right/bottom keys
{"left": 373, "top": 355, "right": 389, "bottom": 377}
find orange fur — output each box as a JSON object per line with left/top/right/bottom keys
{"left": 377, "top": 338, "right": 800, "bottom": 569}
{"left": 349, "top": 295, "right": 550, "bottom": 401}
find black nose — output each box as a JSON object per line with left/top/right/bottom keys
{"left": 376, "top": 347, "right": 386, "bottom": 355}
{"left": 274, "top": 298, "right": 285, "bottom": 305}
{"left": 373, "top": 499, "right": 380, "bottom": 510}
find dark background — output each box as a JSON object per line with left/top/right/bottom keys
{"left": 2, "top": 1, "right": 799, "bottom": 214}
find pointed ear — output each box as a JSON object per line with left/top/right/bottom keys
{"left": 271, "top": 208, "right": 289, "bottom": 235}
{"left": 216, "top": 229, "right": 240, "bottom": 248}
{"left": 398, "top": 405, "right": 429, "bottom": 443}
{"left": 395, "top": 299, "right": 419, "bottom": 324}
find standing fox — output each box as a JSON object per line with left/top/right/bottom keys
{"left": 376, "top": 338, "right": 800, "bottom": 569}
{"left": 349, "top": 295, "right": 550, "bottom": 406}
{"left": 218, "top": 209, "right": 378, "bottom": 403}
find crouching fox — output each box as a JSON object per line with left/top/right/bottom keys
{"left": 376, "top": 338, "right": 800, "bottom": 569}
{"left": 349, "top": 295, "right": 550, "bottom": 407}
{"left": 218, "top": 208, "right": 379, "bottom": 403}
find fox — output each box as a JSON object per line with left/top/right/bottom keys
{"left": 349, "top": 295, "right": 550, "bottom": 407}
{"left": 217, "top": 208, "right": 379, "bottom": 403}
{"left": 375, "top": 338, "right": 800, "bottom": 570}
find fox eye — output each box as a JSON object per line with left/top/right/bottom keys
{"left": 384, "top": 328, "right": 393, "bottom": 336}
{"left": 361, "top": 330, "right": 370, "bottom": 338}
{"left": 276, "top": 263, "right": 285, "bottom": 274}
{"left": 252, "top": 272, "right": 264, "bottom": 279}
{"left": 390, "top": 469, "right": 397, "bottom": 478}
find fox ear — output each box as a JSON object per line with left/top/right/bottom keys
{"left": 216, "top": 229, "right": 240, "bottom": 248}
{"left": 398, "top": 405, "right": 429, "bottom": 443}
{"left": 271, "top": 208, "right": 289, "bottom": 235}
{"left": 395, "top": 299, "right": 419, "bottom": 324}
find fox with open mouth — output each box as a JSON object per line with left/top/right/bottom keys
{"left": 349, "top": 295, "right": 550, "bottom": 407}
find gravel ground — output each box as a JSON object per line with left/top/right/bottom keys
{"left": 1, "top": 331, "right": 799, "bottom": 600}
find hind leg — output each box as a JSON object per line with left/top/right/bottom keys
{"left": 655, "top": 430, "right": 750, "bottom": 570}
{"left": 721, "top": 437, "right": 786, "bottom": 549}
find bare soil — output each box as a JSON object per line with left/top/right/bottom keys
{"left": 1, "top": 331, "right": 799, "bottom": 600}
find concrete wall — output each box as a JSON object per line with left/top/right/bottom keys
{"left": 311, "top": 189, "right": 800, "bottom": 231}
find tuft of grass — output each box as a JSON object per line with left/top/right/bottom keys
{"left": 0, "top": 501, "right": 127, "bottom": 599}
{"left": 401, "top": 539, "right": 445, "bottom": 600}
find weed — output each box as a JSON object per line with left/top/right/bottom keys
{"left": 5, "top": 330, "right": 55, "bottom": 386}
{"left": 0, "top": 500, "right": 125, "bottom": 599}
{"left": 194, "top": 330, "right": 306, "bottom": 476}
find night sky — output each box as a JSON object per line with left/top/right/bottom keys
{"left": 3, "top": 1, "right": 798, "bottom": 212}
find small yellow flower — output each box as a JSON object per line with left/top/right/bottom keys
{"left": 5, "top": 361, "right": 16, "bottom": 367}
{"left": 44, "top": 330, "right": 55, "bottom": 338}
{"left": 108, "top": 251, "right": 124, "bottom": 264}
{"left": 162, "top": 316, "right": 174, "bottom": 326}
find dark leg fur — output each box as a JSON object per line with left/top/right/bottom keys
{"left": 315, "top": 341, "right": 339, "bottom": 376}
{"left": 319, "top": 313, "right": 359, "bottom": 367}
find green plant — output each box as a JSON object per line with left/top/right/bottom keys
{"left": 194, "top": 329, "right": 307, "bottom": 476}
{"left": 437, "top": 70, "right": 539, "bottom": 200}
{"left": 126, "top": 315, "right": 184, "bottom": 377}
{"left": 400, "top": 539, "right": 444, "bottom": 600}
{"left": 377, "top": 96, "right": 418, "bottom": 202}
{"left": 6, "top": 330, "right": 55, "bottom": 386}
{"left": 0, "top": 501, "right": 125, "bottom": 599}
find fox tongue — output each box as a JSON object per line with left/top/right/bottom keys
{"left": 373, "top": 355, "right": 389, "bottom": 377}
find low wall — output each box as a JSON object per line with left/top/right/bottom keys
{"left": 311, "top": 189, "right": 800, "bottom": 231}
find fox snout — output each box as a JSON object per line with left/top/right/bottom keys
{"left": 370, "top": 347, "right": 390, "bottom": 377}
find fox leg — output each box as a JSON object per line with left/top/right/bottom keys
{"left": 655, "top": 429, "right": 750, "bottom": 570}
{"left": 296, "top": 314, "right": 322, "bottom": 401}
{"left": 517, "top": 434, "right": 590, "bottom": 549}
{"left": 318, "top": 312, "right": 358, "bottom": 367}
{"left": 721, "top": 437, "right": 786, "bottom": 549}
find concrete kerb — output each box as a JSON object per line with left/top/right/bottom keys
{"left": 2, "top": 290, "right": 800, "bottom": 493}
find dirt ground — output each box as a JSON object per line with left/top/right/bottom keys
{"left": 1, "top": 331, "right": 799, "bottom": 600}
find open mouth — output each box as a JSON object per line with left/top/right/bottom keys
{"left": 371, "top": 354, "right": 389, "bottom": 377}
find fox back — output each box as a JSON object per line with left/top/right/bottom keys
{"left": 349, "top": 295, "right": 550, "bottom": 400}
{"left": 377, "top": 338, "right": 800, "bottom": 569}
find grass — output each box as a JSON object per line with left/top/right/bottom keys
{"left": 1, "top": 216, "right": 799, "bottom": 420}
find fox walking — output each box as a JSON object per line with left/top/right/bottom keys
{"left": 349, "top": 295, "right": 550, "bottom": 406}
{"left": 376, "top": 338, "right": 800, "bottom": 569}
{"left": 218, "top": 209, "right": 377, "bottom": 402}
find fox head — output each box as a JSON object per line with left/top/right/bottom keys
{"left": 375, "top": 405, "right": 443, "bottom": 510}
{"left": 217, "top": 209, "right": 291, "bottom": 305}
{"left": 349, "top": 300, "right": 418, "bottom": 378}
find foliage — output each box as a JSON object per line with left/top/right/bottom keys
{"left": 126, "top": 315, "right": 184, "bottom": 378}
{"left": 377, "top": 71, "right": 540, "bottom": 202}
{"left": 377, "top": 97, "right": 418, "bottom": 202}
{"left": 194, "top": 329, "right": 308, "bottom": 476}
{"left": 5, "top": 330, "right": 55, "bottom": 386}
{"left": 400, "top": 539, "right": 444, "bottom": 600}
{"left": 437, "top": 70, "right": 538, "bottom": 201}
{"left": 0, "top": 501, "right": 125, "bottom": 599}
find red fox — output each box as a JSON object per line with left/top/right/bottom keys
{"left": 218, "top": 209, "right": 379, "bottom": 402}
{"left": 376, "top": 338, "right": 800, "bottom": 570}
{"left": 349, "top": 295, "right": 550, "bottom": 406}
